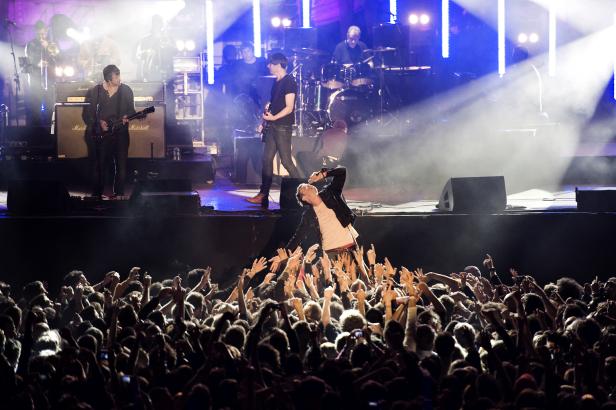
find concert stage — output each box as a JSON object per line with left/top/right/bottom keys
{"left": 1, "top": 169, "right": 615, "bottom": 291}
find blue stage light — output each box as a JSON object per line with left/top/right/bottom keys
{"left": 442, "top": 0, "right": 449, "bottom": 58}
{"left": 498, "top": 0, "right": 506, "bottom": 76}
{"left": 205, "top": 0, "right": 214, "bottom": 84}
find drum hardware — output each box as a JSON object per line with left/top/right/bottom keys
{"left": 291, "top": 47, "right": 329, "bottom": 56}
{"left": 362, "top": 47, "right": 396, "bottom": 53}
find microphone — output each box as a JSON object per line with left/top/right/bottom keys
{"left": 4, "top": 19, "right": 17, "bottom": 27}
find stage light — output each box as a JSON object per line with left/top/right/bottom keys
{"left": 498, "top": 0, "right": 506, "bottom": 76}
{"left": 409, "top": 14, "right": 419, "bottom": 25}
{"left": 420, "top": 14, "right": 430, "bottom": 25}
{"left": 271, "top": 16, "right": 281, "bottom": 28}
{"left": 253, "top": 0, "right": 262, "bottom": 57}
{"left": 206, "top": 0, "right": 214, "bottom": 84}
{"left": 66, "top": 27, "right": 88, "bottom": 44}
{"left": 442, "top": 0, "right": 449, "bottom": 58}
{"left": 529, "top": 32, "right": 539, "bottom": 43}
{"left": 548, "top": 0, "right": 556, "bottom": 76}
{"left": 390, "top": 0, "right": 397, "bottom": 24}
{"left": 302, "top": 0, "right": 310, "bottom": 27}
{"left": 55, "top": 66, "right": 64, "bottom": 77}
{"left": 517, "top": 32, "right": 528, "bottom": 43}
{"left": 63, "top": 65, "right": 75, "bottom": 77}
{"left": 176, "top": 40, "right": 185, "bottom": 51}
{"left": 66, "top": 28, "right": 78, "bottom": 40}
{"left": 185, "top": 39, "right": 196, "bottom": 51}
{"left": 282, "top": 18, "right": 292, "bottom": 27}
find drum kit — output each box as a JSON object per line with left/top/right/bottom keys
{"left": 287, "top": 46, "right": 398, "bottom": 136}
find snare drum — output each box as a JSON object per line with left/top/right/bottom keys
{"left": 351, "top": 62, "right": 373, "bottom": 87}
{"left": 321, "top": 63, "right": 345, "bottom": 90}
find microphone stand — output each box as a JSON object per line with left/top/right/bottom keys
{"left": 6, "top": 21, "right": 21, "bottom": 126}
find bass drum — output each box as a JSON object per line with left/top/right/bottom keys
{"left": 327, "top": 88, "right": 373, "bottom": 126}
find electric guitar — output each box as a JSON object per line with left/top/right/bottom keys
{"left": 94, "top": 106, "right": 155, "bottom": 139}
{"left": 259, "top": 103, "right": 271, "bottom": 142}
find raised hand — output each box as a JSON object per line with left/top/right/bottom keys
{"left": 323, "top": 286, "right": 335, "bottom": 300}
{"left": 305, "top": 244, "right": 319, "bottom": 264}
{"left": 483, "top": 254, "right": 495, "bottom": 270}
{"left": 336, "top": 271, "right": 351, "bottom": 293}
{"left": 374, "top": 263, "right": 385, "bottom": 283}
{"left": 414, "top": 268, "right": 427, "bottom": 283}
{"left": 352, "top": 245, "right": 365, "bottom": 266}
{"left": 245, "top": 287, "right": 254, "bottom": 302}
{"left": 384, "top": 258, "right": 397, "bottom": 278}
{"left": 198, "top": 267, "right": 212, "bottom": 289}
{"left": 286, "top": 254, "right": 302, "bottom": 273}
{"left": 366, "top": 244, "right": 377, "bottom": 266}
{"left": 249, "top": 257, "right": 268, "bottom": 278}
{"left": 142, "top": 273, "right": 152, "bottom": 289}
{"left": 355, "top": 287, "right": 366, "bottom": 301}
{"left": 349, "top": 262, "right": 358, "bottom": 282}
{"left": 341, "top": 252, "right": 352, "bottom": 272}
{"left": 262, "top": 272, "right": 276, "bottom": 285}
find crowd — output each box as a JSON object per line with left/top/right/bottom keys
{"left": 1, "top": 246, "right": 615, "bottom": 410}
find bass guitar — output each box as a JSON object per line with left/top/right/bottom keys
{"left": 95, "top": 106, "right": 155, "bottom": 139}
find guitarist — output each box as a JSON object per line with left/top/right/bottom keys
{"left": 246, "top": 53, "right": 301, "bottom": 208}
{"left": 82, "top": 65, "right": 136, "bottom": 199}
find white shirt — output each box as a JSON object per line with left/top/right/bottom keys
{"left": 313, "top": 201, "right": 358, "bottom": 251}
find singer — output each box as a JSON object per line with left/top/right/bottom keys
{"left": 287, "top": 166, "right": 358, "bottom": 259}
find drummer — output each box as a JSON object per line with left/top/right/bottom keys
{"left": 333, "top": 25, "right": 367, "bottom": 65}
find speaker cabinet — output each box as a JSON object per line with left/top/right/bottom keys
{"left": 7, "top": 180, "right": 70, "bottom": 215}
{"left": 130, "top": 179, "right": 200, "bottom": 214}
{"left": 576, "top": 188, "right": 616, "bottom": 212}
{"left": 56, "top": 104, "right": 89, "bottom": 158}
{"left": 438, "top": 176, "right": 507, "bottom": 213}
{"left": 55, "top": 104, "right": 166, "bottom": 159}
{"left": 128, "top": 104, "right": 166, "bottom": 158}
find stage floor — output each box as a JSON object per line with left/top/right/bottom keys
{"left": 0, "top": 171, "right": 593, "bottom": 215}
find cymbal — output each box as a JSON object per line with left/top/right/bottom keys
{"left": 291, "top": 47, "right": 329, "bottom": 56}
{"left": 363, "top": 47, "right": 396, "bottom": 53}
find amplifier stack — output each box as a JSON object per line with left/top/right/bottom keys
{"left": 54, "top": 82, "right": 167, "bottom": 159}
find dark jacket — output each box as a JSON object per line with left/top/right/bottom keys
{"left": 82, "top": 83, "right": 136, "bottom": 138}
{"left": 287, "top": 166, "right": 356, "bottom": 250}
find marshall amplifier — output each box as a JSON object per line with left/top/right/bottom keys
{"left": 55, "top": 103, "right": 166, "bottom": 159}
{"left": 54, "top": 81, "right": 165, "bottom": 104}
{"left": 128, "top": 82, "right": 165, "bottom": 103}
{"left": 55, "top": 82, "right": 93, "bottom": 103}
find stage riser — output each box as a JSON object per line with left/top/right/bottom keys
{"left": 0, "top": 158, "right": 215, "bottom": 187}
{"left": 0, "top": 212, "right": 614, "bottom": 291}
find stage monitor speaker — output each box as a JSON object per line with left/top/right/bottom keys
{"left": 576, "top": 188, "right": 616, "bottom": 212}
{"left": 280, "top": 177, "right": 305, "bottom": 211}
{"left": 438, "top": 176, "right": 507, "bottom": 213}
{"left": 130, "top": 179, "right": 200, "bottom": 214}
{"left": 55, "top": 104, "right": 166, "bottom": 159}
{"left": 7, "top": 179, "right": 70, "bottom": 215}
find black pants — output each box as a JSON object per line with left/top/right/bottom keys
{"left": 260, "top": 123, "right": 301, "bottom": 195}
{"left": 90, "top": 132, "right": 129, "bottom": 196}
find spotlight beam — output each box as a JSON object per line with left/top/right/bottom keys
{"left": 205, "top": 0, "right": 214, "bottom": 85}
{"left": 498, "top": 0, "right": 506, "bottom": 76}
{"left": 442, "top": 0, "right": 449, "bottom": 58}
{"left": 253, "top": 0, "right": 262, "bottom": 57}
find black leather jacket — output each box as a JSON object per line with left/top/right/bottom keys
{"left": 287, "top": 166, "right": 356, "bottom": 250}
